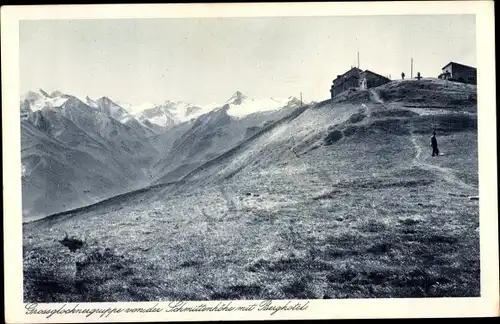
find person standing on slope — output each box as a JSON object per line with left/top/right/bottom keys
{"left": 431, "top": 131, "right": 439, "bottom": 157}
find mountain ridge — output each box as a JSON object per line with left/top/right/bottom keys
{"left": 19, "top": 88, "right": 304, "bottom": 219}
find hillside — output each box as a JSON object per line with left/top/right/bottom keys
{"left": 20, "top": 89, "right": 303, "bottom": 219}
{"left": 23, "top": 78, "right": 479, "bottom": 301}
{"left": 151, "top": 103, "right": 296, "bottom": 184}
{"left": 21, "top": 120, "right": 136, "bottom": 220}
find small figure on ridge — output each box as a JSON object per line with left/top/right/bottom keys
{"left": 431, "top": 131, "right": 439, "bottom": 157}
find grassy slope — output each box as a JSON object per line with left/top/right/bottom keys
{"left": 23, "top": 79, "right": 479, "bottom": 302}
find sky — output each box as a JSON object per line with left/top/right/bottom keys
{"left": 20, "top": 15, "right": 476, "bottom": 106}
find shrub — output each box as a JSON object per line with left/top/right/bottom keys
{"left": 324, "top": 130, "right": 343, "bottom": 145}
{"left": 342, "top": 125, "right": 359, "bottom": 137}
{"left": 347, "top": 112, "right": 366, "bottom": 124}
{"left": 58, "top": 233, "right": 85, "bottom": 252}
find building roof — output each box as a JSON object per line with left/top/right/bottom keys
{"left": 332, "top": 67, "right": 362, "bottom": 83}
{"left": 442, "top": 61, "right": 476, "bottom": 70}
{"left": 361, "top": 69, "right": 391, "bottom": 81}
{"left": 332, "top": 75, "right": 360, "bottom": 88}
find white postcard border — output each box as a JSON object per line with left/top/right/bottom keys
{"left": 2, "top": 2, "right": 498, "bottom": 322}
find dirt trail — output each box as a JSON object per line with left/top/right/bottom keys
{"left": 368, "top": 88, "right": 475, "bottom": 193}
{"left": 411, "top": 136, "right": 422, "bottom": 162}
{"left": 219, "top": 185, "right": 238, "bottom": 212}
{"left": 409, "top": 131, "right": 476, "bottom": 193}
{"left": 361, "top": 103, "right": 372, "bottom": 117}
{"left": 366, "top": 89, "right": 387, "bottom": 117}
{"left": 363, "top": 90, "right": 378, "bottom": 117}
{"left": 369, "top": 89, "right": 384, "bottom": 105}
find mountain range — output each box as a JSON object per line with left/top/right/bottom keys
{"left": 20, "top": 88, "right": 303, "bottom": 220}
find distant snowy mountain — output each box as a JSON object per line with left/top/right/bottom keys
{"left": 85, "top": 96, "right": 99, "bottom": 109}
{"left": 224, "top": 91, "right": 303, "bottom": 118}
{"left": 95, "top": 96, "right": 135, "bottom": 124}
{"left": 118, "top": 101, "right": 157, "bottom": 115}
{"left": 22, "top": 89, "right": 304, "bottom": 121}
{"left": 21, "top": 89, "right": 70, "bottom": 112}
{"left": 50, "top": 90, "right": 65, "bottom": 98}
{"left": 19, "top": 88, "right": 305, "bottom": 217}
{"left": 134, "top": 100, "right": 211, "bottom": 129}
{"left": 30, "top": 95, "right": 158, "bottom": 162}
{"left": 20, "top": 91, "right": 160, "bottom": 219}
{"left": 135, "top": 93, "right": 304, "bottom": 129}
{"left": 152, "top": 99, "right": 300, "bottom": 184}
{"left": 226, "top": 91, "right": 247, "bottom": 105}
{"left": 135, "top": 105, "right": 177, "bottom": 128}
{"left": 83, "top": 96, "right": 156, "bottom": 137}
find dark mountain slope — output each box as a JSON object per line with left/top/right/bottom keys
{"left": 21, "top": 95, "right": 159, "bottom": 219}
{"left": 21, "top": 121, "right": 136, "bottom": 221}
{"left": 152, "top": 103, "right": 297, "bottom": 184}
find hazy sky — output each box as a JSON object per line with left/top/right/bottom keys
{"left": 20, "top": 15, "right": 476, "bottom": 105}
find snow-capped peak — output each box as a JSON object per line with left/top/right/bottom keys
{"left": 38, "top": 89, "right": 50, "bottom": 98}
{"left": 50, "top": 90, "right": 65, "bottom": 98}
{"left": 95, "top": 96, "right": 134, "bottom": 123}
{"left": 118, "top": 101, "right": 157, "bottom": 115}
{"left": 97, "top": 96, "right": 113, "bottom": 104}
{"left": 20, "top": 88, "right": 304, "bottom": 131}
{"left": 226, "top": 91, "right": 247, "bottom": 105}
{"left": 21, "top": 89, "right": 47, "bottom": 102}
{"left": 134, "top": 100, "right": 210, "bottom": 128}
{"left": 223, "top": 92, "right": 302, "bottom": 118}
{"left": 85, "top": 96, "right": 99, "bottom": 109}
{"left": 21, "top": 89, "right": 69, "bottom": 111}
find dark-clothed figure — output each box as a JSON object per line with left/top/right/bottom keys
{"left": 401, "top": 72, "right": 405, "bottom": 80}
{"left": 431, "top": 131, "right": 439, "bottom": 156}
